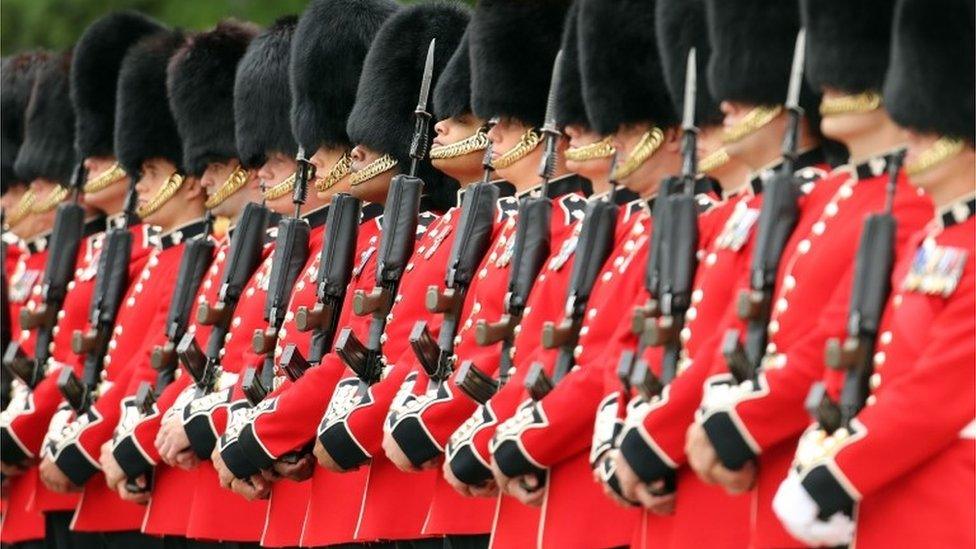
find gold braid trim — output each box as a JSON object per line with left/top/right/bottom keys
{"left": 492, "top": 129, "right": 542, "bottom": 169}
{"left": 315, "top": 153, "right": 353, "bottom": 192}
{"left": 721, "top": 105, "right": 784, "bottom": 144}
{"left": 698, "top": 148, "right": 731, "bottom": 173}
{"left": 5, "top": 189, "right": 36, "bottom": 228}
{"left": 82, "top": 162, "right": 127, "bottom": 194}
{"left": 429, "top": 130, "right": 490, "bottom": 160}
{"left": 565, "top": 136, "right": 616, "bottom": 162}
{"left": 205, "top": 166, "right": 249, "bottom": 209}
{"left": 905, "top": 137, "right": 964, "bottom": 177}
{"left": 29, "top": 185, "right": 69, "bottom": 214}
{"left": 263, "top": 172, "right": 296, "bottom": 201}
{"left": 349, "top": 154, "right": 398, "bottom": 187}
{"left": 819, "top": 91, "right": 882, "bottom": 117}
{"left": 611, "top": 127, "right": 665, "bottom": 181}
{"left": 136, "top": 173, "right": 186, "bottom": 219}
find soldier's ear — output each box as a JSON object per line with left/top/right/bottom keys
{"left": 182, "top": 176, "right": 205, "bottom": 202}
{"left": 664, "top": 127, "right": 682, "bottom": 153}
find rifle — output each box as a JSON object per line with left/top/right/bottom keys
{"left": 335, "top": 40, "right": 435, "bottom": 387}
{"left": 722, "top": 30, "right": 808, "bottom": 386}
{"left": 455, "top": 52, "right": 569, "bottom": 403}
{"left": 806, "top": 150, "right": 905, "bottom": 434}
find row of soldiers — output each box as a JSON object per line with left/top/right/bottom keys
{"left": 0, "top": 0, "right": 973, "bottom": 547}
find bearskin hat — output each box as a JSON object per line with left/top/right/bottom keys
{"left": 656, "top": 0, "right": 723, "bottom": 127}
{"left": 114, "top": 30, "right": 186, "bottom": 178}
{"left": 579, "top": 0, "right": 677, "bottom": 135}
{"left": 469, "top": 0, "right": 571, "bottom": 128}
{"left": 705, "top": 0, "right": 817, "bottom": 112}
{"left": 883, "top": 0, "right": 974, "bottom": 142}
{"left": 433, "top": 29, "right": 473, "bottom": 121}
{"left": 290, "top": 0, "right": 399, "bottom": 152}
{"left": 168, "top": 20, "right": 258, "bottom": 177}
{"left": 234, "top": 16, "right": 299, "bottom": 170}
{"left": 555, "top": 2, "right": 588, "bottom": 128}
{"left": 13, "top": 52, "right": 75, "bottom": 185}
{"left": 1, "top": 51, "right": 45, "bottom": 190}
{"left": 71, "top": 11, "right": 165, "bottom": 161}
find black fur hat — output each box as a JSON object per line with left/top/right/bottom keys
{"left": 469, "top": 0, "right": 571, "bottom": 127}
{"left": 71, "top": 11, "right": 165, "bottom": 161}
{"left": 433, "top": 29, "right": 473, "bottom": 121}
{"left": 656, "top": 0, "right": 723, "bottom": 127}
{"left": 802, "top": 0, "right": 895, "bottom": 94}
{"left": 114, "top": 30, "right": 186, "bottom": 178}
{"left": 13, "top": 52, "right": 76, "bottom": 185}
{"left": 705, "top": 0, "right": 816, "bottom": 111}
{"left": 291, "top": 0, "right": 399, "bottom": 152}
{"left": 579, "top": 0, "right": 677, "bottom": 135}
{"left": 883, "top": 0, "right": 974, "bottom": 142}
{"left": 555, "top": 2, "right": 587, "bottom": 128}
{"left": 2, "top": 51, "right": 45, "bottom": 190}
{"left": 168, "top": 20, "right": 258, "bottom": 177}
{"left": 234, "top": 16, "right": 299, "bottom": 170}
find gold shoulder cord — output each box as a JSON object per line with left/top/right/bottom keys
{"left": 611, "top": 127, "right": 665, "bottom": 181}
{"left": 82, "top": 162, "right": 127, "bottom": 194}
{"left": 205, "top": 166, "right": 249, "bottom": 209}
{"left": 29, "top": 185, "right": 70, "bottom": 214}
{"left": 492, "top": 129, "right": 542, "bottom": 169}
{"left": 564, "top": 136, "right": 615, "bottom": 162}
{"left": 698, "top": 148, "right": 731, "bottom": 174}
{"left": 349, "top": 154, "right": 398, "bottom": 187}
{"left": 905, "top": 137, "right": 964, "bottom": 177}
{"left": 721, "top": 105, "right": 784, "bottom": 144}
{"left": 5, "top": 189, "right": 36, "bottom": 228}
{"left": 429, "top": 130, "right": 491, "bottom": 160}
{"left": 263, "top": 172, "right": 296, "bottom": 201}
{"left": 819, "top": 91, "right": 882, "bottom": 117}
{"left": 136, "top": 173, "right": 186, "bottom": 219}
{"left": 315, "top": 153, "right": 353, "bottom": 192}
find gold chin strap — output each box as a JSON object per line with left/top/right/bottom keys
{"left": 263, "top": 172, "right": 296, "bottom": 201}
{"left": 492, "top": 128, "right": 542, "bottom": 169}
{"left": 429, "top": 130, "right": 491, "bottom": 160}
{"left": 315, "top": 153, "right": 353, "bottom": 192}
{"left": 565, "top": 136, "right": 616, "bottom": 162}
{"left": 82, "top": 162, "right": 127, "bottom": 194}
{"left": 905, "top": 137, "right": 965, "bottom": 177}
{"left": 136, "top": 172, "right": 186, "bottom": 219}
{"left": 29, "top": 185, "right": 70, "bottom": 214}
{"left": 698, "top": 148, "right": 731, "bottom": 174}
{"left": 819, "top": 91, "right": 882, "bottom": 117}
{"left": 5, "top": 189, "right": 36, "bottom": 228}
{"left": 721, "top": 105, "right": 784, "bottom": 144}
{"left": 349, "top": 154, "right": 398, "bottom": 187}
{"left": 205, "top": 166, "right": 249, "bottom": 209}
{"left": 611, "top": 127, "right": 665, "bottom": 181}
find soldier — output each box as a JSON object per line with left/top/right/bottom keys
{"left": 682, "top": 1, "right": 932, "bottom": 547}
{"left": 103, "top": 19, "right": 263, "bottom": 547}
{"left": 772, "top": 0, "right": 974, "bottom": 546}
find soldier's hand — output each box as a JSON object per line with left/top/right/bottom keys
{"left": 313, "top": 438, "right": 357, "bottom": 472}
{"left": 490, "top": 459, "right": 544, "bottom": 507}
{"left": 685, "top": 422, "right": 755, "bottom": 494}
{"left": 382, "top": 430, "right": 440, "bottom": 473}
{"left": 602, "top": 450, "right": 642, "bottom": 508}
{"left": 269, "top": 453, "right": 315, "bottom": 482}
{"left": 117, "top": 476, "right": 151, "bottom": 505}
{"left": 100, "top": 440, "right": 126, "bottom": 491}
{"left": 156, "top": 417, "right": 193, "bottom": 468}
{"left": 211, "top": 447, "right": 236, "bottom": 490}
{"left": 442, "top": 457, "right": 498, "bottom": 498}
{"left": 0, "top": 459, "right": 30, "bottom": 477}
{"left": 39, "top": 457, "right": 81, "bottom": 493}
{"left": 231, "top": 474, "right": 271, "bottom": 501}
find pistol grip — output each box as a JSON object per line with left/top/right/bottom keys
{"left": 353, "top": 287, "right": 388, "bottom": 316}
{"left": 71, "top": 329, "right": 98, "bottom": 354}
{"left": 616, "top": 350, "right": 636, "bottom": 389}
{"left": 736, "top": 289, "right": 768, "bottom": 321}
{"left": 281, "top": 344, "right": 312, "bottom": 382}
{"left": 196, "top": 301, "right": 227, "bottom": 326}
{"left": 475, "top": 316, "right": 513, "bottom": 346}
{"left": 630, "top": 360, "right": 663, "bottom": 401}
{"left": 241, "top": 366, "right": 268, "bottom": 405}
{"left": 524, "top": 362, "right": 554, "bottom": 401}
{"left": 252, "top": 328, "right": 277, "bottom": 355}
{"left": 721, "top": 330, "right": 752, "bottom": 382}
{"left": 455, "top": 360, "right": 498, "bottom": 405}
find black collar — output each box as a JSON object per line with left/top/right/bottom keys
{"left": 611, "top": 186, "right": 640, "bottom": 206}
{"left": 534, "top": 173, "right": 589, "bottom": 199}
{"left": 938, "top": 195, "right": 976, "bottom": 228}
{"left": 491, "top": 179, "right": 517, "bottom": 198}
{"left": 25, "top": 233, "right": 50, "bottom": 253}
{"left": 82, "top": 215, "right": 107, "bottom": 238}
{"left": 361, "top": 202, "right": 384, "bottom": 224}
{"left": 106, "top": 213, "right": 127, "bottom": 230}
{"left": 849, "top": 150, "right": 900, "bottom": 181}
{"left": 157, "top": 218, "right": 210, "bottom": 250}
{"left": 302, "top": 204, "right": 330, "bottom": 229}
{"left": 748, "top": 147, "right": 827, "bottom": 194}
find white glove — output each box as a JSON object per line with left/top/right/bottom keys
{"left": 773, "top": 470, "right": 855, "bottom": 547}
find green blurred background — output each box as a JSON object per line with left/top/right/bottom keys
{"left": 1, "top": 0, "right": 475, "bottom": 55}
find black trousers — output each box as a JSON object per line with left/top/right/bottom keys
{"left": 443, "top": 535, "right": 489, "bottom": 549}
{"left": 43, "top": 512, "right": 102, "bottom": 549}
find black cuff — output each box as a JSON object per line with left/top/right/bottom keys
{"left": 54, "top": 442, "right": 99, "bottom": 486}
{"left": 802, "top": 463, "right": 855, "bottom": 517}
{"left": 317, "top": 423, "right": 369, "bottom": 470}
{"left": 618, "top": 428, "right": 676, "bottom": 484}
{"left": 701, "top": 410, "right": 756, "bottom": 470}
{"left": 448, "top": 444, "right": 493, "bottom": 486}
{"left": 0, "top": 427, "right": 29, "bottom": 464}
{"left": 112, "top": 435, "right": 153, "bottom": 479}
{"left": 236, "top": 423, "right": 274, "bottom": 471}
{"left": 184, "top": 412, "right": 218, "bottom": 460}
{"left": 492, "top": 439, "right": 546, "bottom": 479}
{"left": 221, "top": 438, "right": 260, "bottom": 479}
{"left": 390, "top": 415, "right": 442, "bottom": 467}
